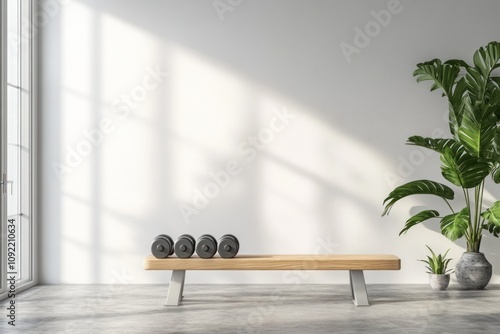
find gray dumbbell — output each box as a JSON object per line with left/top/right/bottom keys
{"left": 218, "top": 234, "right": 239, "bottom": 258}
{"left": 174, "top": 234, "right": 196, "bottom": 258}
{"left": 151, "top": 234, "right": 175, "bottom": 259}
{"left": 196, "top": 234, "right": 218, "bottom": 259}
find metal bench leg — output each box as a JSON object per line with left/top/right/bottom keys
{"left": 165, "top": 270, "right": 186, "bottom": 306}
{"left": 349, "top": 270, "right": 370, "bottom": 306}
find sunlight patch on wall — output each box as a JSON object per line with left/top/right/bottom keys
{"left": 56, "top": 1, "right": 417, "bottom": 283}
{"left": 267, "top": 107, "right": 389, "bottom": 208}
{"left": 58, "top": 2, "right": 167, "bottom": 282}
{"left": 257, "top": 100, "right": 395, "bottom": 254}
{"left": 100, "top": 12, "right": 159, "bottom": 107}
{"left": 61, "top": 1, "right": 93, "bottom": 97}
{"left": 59, "top": 1, "right": 95, "bottom": 274}
{"left": 169, "top": 46, "right": 251, "bottom": 201}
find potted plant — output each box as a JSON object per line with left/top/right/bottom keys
{"left": 382, "top": 41, "right": 500, "bottom": 289}
{"left": 419, "top": 246, "right": 453, "bottom": 290}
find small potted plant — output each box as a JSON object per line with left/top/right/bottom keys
{"left": 419, "top": 246, "right": 453, "bottom": 290}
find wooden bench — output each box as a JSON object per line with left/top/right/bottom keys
{"left": 143, "top": 254, "right": 401, "bottom": 307}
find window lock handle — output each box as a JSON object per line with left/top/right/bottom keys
{"left": 1, "top": 174, "right": 14, "bottom": 195}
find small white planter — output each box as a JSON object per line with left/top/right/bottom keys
{"left": 429, "top": 274, "right": 450, "bottom": 290}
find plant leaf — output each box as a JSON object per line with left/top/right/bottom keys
{"left": 406, "top": 136, "right": 491, "bottom": 187}
{"left": 383, "top": 180, "right": 454, "bottom": 216}
{"left": 481, "top": 201, "right": 500, "bottom": 226}
{"left": 414, "top": 59, "right": 459, "bottom": 97}
{"left": 483, "top": 221, "right": 500, "bottom": 237}
{"left": 421, "top": 246, "right": 453, "bottom": 274}
{"left": 407, "top": 136, "right": 463, "bottom": 155}
{"left": 414, "top": 59, "right": 463, "bottom": 135}
{"left": 493, "top": 128, "right": 500, "bottom": 164}
{"left": 458, "top": 102, "right": 497, "bottom": 159}
{"left": 440, "top": 207, "right": 470, "bottom": 241}
{"left": 439, "top": 147, "right": 490, "bottom": 188}
{"left": 466, "top": 42, "right": 500, "bottom": 103}
{"left": 399, "top": 210, "right": 440, "bottom": 236}
{"left": 444, "top": 59, "right": 471, "bottom": 68}
{"left": 449, "top": 77, "right": 469, "bottom": 136}
{"left": 492, "top": 165, "right": 500, "bottom": 183}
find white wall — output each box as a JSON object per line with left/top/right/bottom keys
{"left": 39, "top": 0, "right": 500, "bottom": 284}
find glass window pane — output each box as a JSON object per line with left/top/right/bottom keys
{"left": 7, "top": 0, "right": 20, "bottom": 86}
{"left": 17, "top": 214, "right": 31, "bottom": 283}
{"left": 19, "top": 89, "right": 31, "bottom": 283}
{"left": 6, "top": 85, "right": 20, "bottom": 217}
{"left": 20, "top": 0, "right": 31, "bottom": 92}
{"left": 2, "top": 0, "right": 33, "bottom": 293}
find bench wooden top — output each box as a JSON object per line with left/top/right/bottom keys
{"left": 144, "top": 254, "right": 400, "bottom": 271}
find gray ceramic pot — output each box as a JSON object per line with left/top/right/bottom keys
{"left": 455, "top": 252, "right": 492, "bottom": 289}
{"left": 429, "top": 274, "right": 450, "bottom": 290}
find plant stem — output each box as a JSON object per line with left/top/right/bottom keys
{"left": 468, "top": 181, "right": 485, "bottom": 253}
{"left": 478, "top": 180, "right": 485, "bottom": 229}
{"left": 443, "top": 199, "right": 454, "bottom": 213}
{"left": 476, "top": 181, "right": 485, "bottom": 252}
{"left": 463, "top": 188, "right": 473, "bottom": 249}
{"left": 473, "top": 185, "right": 479, "bottom": 250}
{"left": 463, "top": 188, "right": 470, "bottom": 210}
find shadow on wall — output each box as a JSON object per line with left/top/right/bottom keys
{"left": 39, "top": 0, "right": 500, "bottom": 284}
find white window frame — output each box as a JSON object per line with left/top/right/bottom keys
{"left": 0, "top": 0, "right": 7, "bottom": 301}
{"left": 0, "top": 0, "right": 37, "bottom": 300}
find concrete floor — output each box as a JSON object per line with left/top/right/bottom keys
{"left": 1, "top": 284, "right": 500, "bottom": 333}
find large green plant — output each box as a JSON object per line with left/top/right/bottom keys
{"left": 383, "top": 41, "right": 500, "bottom": 253}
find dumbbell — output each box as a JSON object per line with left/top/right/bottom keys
{"left": 151, "top": 234, "right": 175, "bottom": 259}
{"left": 218, "top": 234, "right": 239, "bottom": 258}
{"left": 174, "top": 234, "right": 196, "bottom": 258}
{"left": 196, "top": 234, "right": 218, "bottom": 259}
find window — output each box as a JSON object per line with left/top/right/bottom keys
{"left": 1, "top": 0, "right": 37, "bottom": 300}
